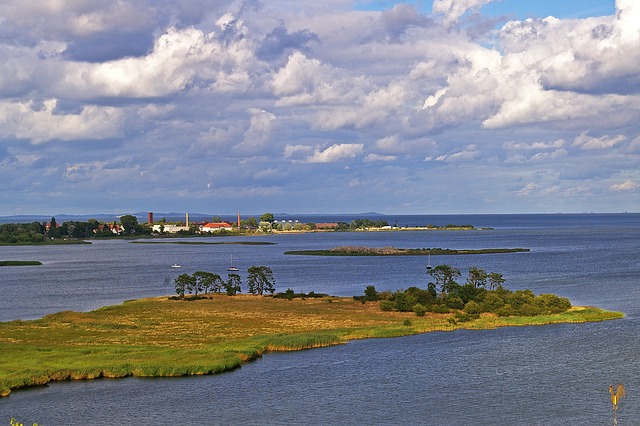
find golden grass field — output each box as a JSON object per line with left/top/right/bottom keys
{"left": 0, "top": 295, "right": 623, "bottom": 396}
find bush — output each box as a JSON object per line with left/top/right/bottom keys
{"left": 454, "top": 311, "right": 479, "bottom": 322}
{"left": 445, "top": 295, "right": 464, "bottom": 310}
{"left": 405, "top": 287, "right": 434, "bottom": 306}
{"left": 380, "top": 300, "right": 394, "bottom": 311}
{"left": 430, "top": 304, "right": 450, "bottom": 314}
{"left": 463, "top": 300, "right": 482, "bottom": 315}
{"left": 482, "top": 292, "right": 505, "bottom": 312}
{"left": 364, "top": 285, "right": 379, "bottom": 301}
{"left": 394, "top": 292, "right": 418, "bottom": 312}
{"left": 413, "top": 303, "right": 427, "bottom": 317}
{"left": 507, "top": 290, "right": 535, "bottom": 309}
{"left": 534, "top": 293, "right": 572, "bottom": 313}
{"left": 496, "top": 305, "right": 515, "bottom": 317}
{"left": 517, "top": 303, "right": 543, "bottom": 317}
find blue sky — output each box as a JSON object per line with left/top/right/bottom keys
{"left": 0, "top": 1, "right": 638, "bottom": 216}
{"left": 358, "top": 0, "right": 615, "bottom": 19}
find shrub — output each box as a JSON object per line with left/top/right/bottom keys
{"left": 445, "top": 295, "right": 464, "bottom": 310}
{"left": 394, "top": 292, "right": 417, "bottom": 312}
{"left": 413, "top": 303, "right": 427, "bottom": 317}
{"left": 363, "top": 285, "right": 379, "bottom": 301}
{"left": 507, "top": 289, "right": 535, "bottom": 309}
{"left": 482, "top": 292, "right": 505, "bottom": 312}
{"left": 454, "top": 311, "right": 479, "bottom": 322}
{"left": 463, "top": 300, "right": 482, "bottom": 315}
{"left": 405, "top": 287, "right": 434, "bottom": 306}
{"left": 430, "top": 304, "right": 450, "bottom": 314}
{"left": 534, "top": 293, "right": 572, "bottom": 313}
{"left": 496, "top": 305, "right": 515, "bottom": 317}
{"left": 380, "top": 300, "right": 394, "bottom": 311}
{"left": 517, "top": 303, "right": 543, "bottom": 317}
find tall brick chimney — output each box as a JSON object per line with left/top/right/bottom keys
{"left": 148, "top": 212, "right": 153, "bottom": 224}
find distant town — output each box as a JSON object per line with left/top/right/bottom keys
{"left": 0, "top": 211, "right": 478, "bottom": 244}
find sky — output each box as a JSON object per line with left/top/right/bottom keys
{"left": 0, "top": 0, "right": 638, "bottom": 216}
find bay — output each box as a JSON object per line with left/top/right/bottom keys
{"left": 1, "top": 214, "right": 638, "bottom": 424}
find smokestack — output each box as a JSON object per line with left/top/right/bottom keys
{"left": 186, "top": 213, "right": 189, "bottom": 227}
{"left": 237, "top": 212, "right": 241, "bottom": 228}
{"left": 148, "top": 212, "right": 153, "bottom": 224}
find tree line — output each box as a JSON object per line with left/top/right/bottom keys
{"left": 0, "top": 215, "right": 150, "bottom": 243}
{"left": 358, "top": 264, "right": 571, "bottom": 320}
{"left": 173, "top": 266, "right": 275, "bottom": 298}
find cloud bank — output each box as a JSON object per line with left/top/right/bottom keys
{"left": 0, "top": 0, "right": 638, "bottom": 215}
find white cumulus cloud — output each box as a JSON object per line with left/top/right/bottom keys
{"left": 307, "top": 143, "right": 365, "bottom": 163}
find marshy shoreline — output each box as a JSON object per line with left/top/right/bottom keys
{"left": 0, "top": 294, "right": 623, "bottom": 397}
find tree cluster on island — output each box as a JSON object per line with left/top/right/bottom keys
{"left": 357, "top": 264, "right": 572, "bottom": 321}
{"left": 173, "top": 266, "right": 275, "bottom": 298}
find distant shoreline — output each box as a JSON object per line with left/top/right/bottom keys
{"left": 285, "top": 247, "right": 529, "bottom": 256}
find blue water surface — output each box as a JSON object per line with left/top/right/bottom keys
{"left": 1, "top": 213, "right": 638, "bottom": 425}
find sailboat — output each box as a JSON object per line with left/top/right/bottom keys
{"left": 426, "top": 250, "right": 432, "bottom": 270}
{"left": 228, "top": 255, "right": 239, "bottom": 272}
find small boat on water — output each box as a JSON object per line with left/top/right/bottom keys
{"left": 228, "top": 255, "right": 239, "bottom": 272}
{"left": 426, "top": 251, "right": 432, "bottom": 270}
{"left": 171, "top": 264, "right": 182, "bottom": 268}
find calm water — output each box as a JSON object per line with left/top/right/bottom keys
{"left": 1, "top": 214, "right": 639, "bottom": 424}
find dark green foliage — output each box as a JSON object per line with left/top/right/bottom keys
{"left": 481, "top": 292, "right": 505, "bottom": 312}
{"left": 349, "top": 219, "right": 389, "bottom": 229}
{"left": 225, "top": 274, "right": 242, "bottom": 295}
{"left": 174, "top": 274, "right": 193, "bottom": 297}
{"left": 247, "top": 266, "right": 276, "bottom": 295}
{"left": 431, "top": 304, "right": 450, "bottom": 314}
{"left": 413, "top": 303, "right": 427, "bottom": 317}
{"left": 454, "top": 311, "right": 479, "bottom": 322}
{"left": 445, "top": 295, "right": 464, "bottom": 310}
{"left": 379, "top": 300, "right": 394, "bottom": 311}
{"left": 428, "top": 264, "right": 461, "bottom": 295}
{"left": 0, "top": 261, "right": 42, "bottom": 266}
{"left": 456, "top": 283, "right": 486, "bottom": 304}
{"left": 274, "top": 290, "right": 328, "bottom": 299}
{"left": 364, "top": 285, "right": 379, "bottom": 301}
{"left": 535, "top": 293, "right": 572, "bottom": 313}
{"left": 259, "top": 213, "right": 275, "bottom": 223}
{"left": 463, "top": 300, "right": 482, "bottom": 315}
{"left": 193, "top": 271, "right": 223, "bottom": 294}
{"left": 405, "top": 286, "right": 434, "bottom": 306}
{"left": 373, "top": 264, "right": 572, "bottom": 318}
{"left": 393, "top": 291, "right": 417, "bottom": 312}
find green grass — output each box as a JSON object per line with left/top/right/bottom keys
{"left": 0, "top": 296, "right": 622, "bottom": 397}
{"left": 0, "top": 240, "right": 90, "bottom": 246}
{"left": 0, "top": 261, "right": 42, "bottom": 266}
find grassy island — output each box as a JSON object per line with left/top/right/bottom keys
{"left": 0, "top": 294, "right": 622, "bottom": 397}
{"left": 285, "top": 246, "right": 530, "bottom": 256}
{"left": 0, "top": 261, "right": 42, "bottom": 266}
